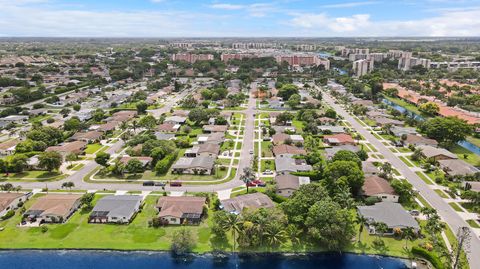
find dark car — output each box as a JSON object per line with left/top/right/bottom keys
{"left": 170, "top": 181, "right": 182, "bottom": 187}
{"left": 142, "top": 181, "right": 154, "bottom": 186}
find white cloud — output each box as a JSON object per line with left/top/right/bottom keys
{"left": 209, "top": 2, "right": 276, "bottom": 17}
{"left": 210, "top": 3, "right": 245, "bottom": 10}
{"left": 321, "top": 1, "right": 379, "bottom": 8}
{"left": 291, "top": 13, "right": 370, "bottom": 32}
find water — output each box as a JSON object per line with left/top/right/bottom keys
{"left": 0, "top": 251, "right": 409, "bottom": 269}
{"left": 381, "top": 98, "right": 480, "bottom": 157}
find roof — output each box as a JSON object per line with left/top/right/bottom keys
{"left": 0, "top": 193, "right": 26, "bottom": 212}
{"left": 98, "top": 121, "right": 120, "bottom": 132}
{"left": 272, "top": 133, "right": 290, "bottom": 145}
{"left": 156, "top": 196, "right": 206, "bottom": 218}
{"left": 172, "top": 110, "right": 190, "bottom": 117}
{"left": 27, "top": 194, "right": 82, "bottom": 217}
{"left": 405, "top": 134, "right": 438, "bottom": 146}
{"left": 318, "top": 125, "right": 345, "bottom": 133}
{"left": 390, "top": 126, "right": 417, "bottom": 137}
{"left": 323, "top": 133, "right": 354, "bottom": 144}
{"left": 358, "top": 202, "right": 420, "bottom": 229}
{"left": 221, "top": 192, "right": 274, "bottom": 213}
{"left": 374, "top": 117, "right": 404, "bottom": 126}
{"left": 46, "top": 141, "right": 87, "bottom": 154}
{"left": 418, "top": 145, "right": 457, "bottom": 159}
{"left": 157, "top": 123, "right": 180, "bottom": 132}
{"left": 275, "top": 174, "right": 310, "bottom": 190}
{"left": 362, "top": 161, "right": 379, "bottom": 175}
{"left": 438, "top": 159, "right": 480, "bottom": 176}
{"left": 275, "top": 155, "right": 312, "bottom": 173}
{"left": 0, "top": 139, "right": 19, "bottom": 151}
{"left": 203, "top": 125, "right": 228, "bottom": 133}
{"left": 172, "top": 156, "right": 215, "bottom": 170}
{"left": 324, "top": 145, "right": 360, "bottom": 159}
{"left": 119, "top": 156, "right": 153, "bottom": 166}
{"left": 91, "top": 195, "right": 142, "bottom": 218}
{"left": 273, "top": 144, "right": 306, "bottom": 156}
{"left": 362, "top": 176, "right": 397, "bottom": 196}
{"left": 198, "top": 143, "right": 220, "bottom": 155}
{"left": 154, "top": 133, "right": 176, "bottom": 140}
{"left": 71, "top": 131, "right": 103, "bottom": 141}
{"left": 164, "top": 116, "right": 187, "bottom": 123}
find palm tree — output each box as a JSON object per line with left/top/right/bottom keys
{"left": 374, "top": 222, "right": 388, "bottom": 238}
{"left": 240, "top": 167, "right": 255, "bottom": 193}
{"left": 263, "top": 223, "right": 287, "bottom": 250}
{"left": 221, "top": 213, "right": 241, "bottom": 252}
{"left": 356, "top": 215, "right": 368, "bottom": 243}
{"left": 403, "top": 227, "right": 416, "bottom": 249}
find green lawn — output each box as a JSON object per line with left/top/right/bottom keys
{"left": 85, "top": 143, "right": 103, "bottom": 154}
{"left": 71, "top": 163, "right": 85, "bottom": 171}
{"left": 466, "top": 219, "right": 480, "bottom": 229}
{"left": 466, "top": 136, "right": 480, "bottom": 148}
{"left": 448, "top": 202, "right": 464, "bottom": 212}
{"left": 0, "top": 171, "right": 64, "bottom": 182}
{"left": 397, "top": 147, "right": 412, "bottom": 153}
{"left": 434, "top": 189, "right": 449, "bottom": 199}
{"left": 384, "top": 96, "right": 422, "bottom": 115}
{"left": 260, "top": 141, "right": 273, "bottom": 157}
{"left": 260, "top": 159, "right": 275, "bottom": 172}
{"left": 291, "top": 120, "right": 304, "bottom": 133}
{"left": 400, "top": 156, "right": 414, "bottom": 167}
{"left": 450, "top": 145, "right": 480, "bottom": 166}
{"left": 415, "top": 172, "right": 434, "bottom": 185}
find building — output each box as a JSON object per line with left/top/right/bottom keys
{"left": 171, "top": 156, "right": 215, "bottom": 175}
{"left": 46, "top": 141, "right": 88, "bottom": 157}
{"left": 275, "top": 55, "right": 330, "bottom": 69}
{"left": 275, "top": 155, "right": 312, "bottom": 174}
{"left": 221, "top": 193, "right": 274, "bottom": 214}
{"left": 156, "top": 196, "right": 206, "bottom": 225}
{"left": 323, "top": 134, "right": 355, "bottom": 146}
{"left": 0, "top": 139, "right": 19, "bottom": 156}
{"left": 417, "top": 145, "right": 457, "bottom": 161}
{"left": 70, "top": 131, "right": 104, "bottom": 143}
{"left": 0, "top": 115, "right": 29, "bottom": 125}
{"left": 157, "top": 123, "right": 181, "bottom": 133}
{"left": 89, "top": 195, "right": 142, "bottom": 224}
{"left": 403, "top": 134, "right": 438, "bottom": 147}
{"left": 357, "top": 202, "right": 420, "bottom": 235}
{"left": 398, "top": 57, "right": 431, "bottom": 71}
{"left": 438, "top": 159, "right": 480, "bottom": 177}
{"left": 220, "top": 53, "right": 255, "bottom": 62}
{"left": 362, "top": 175, "right": 399, "bottom": 202}
{"left": 272, "top": 144, "right": 306, "bottom": 156}
{"left": 353, "top": 59, "right": 374, "bottom": 77}
{"left": 171, "top": 53, "right": 214, "bottom": 64}
{"left": 164, "top": 116, "right": 187, "bottom": 125}
{"left": 275, "top": 174, "right": 310, "bottom": 197}
{"left": 324, "top": 145, "right": 360, "bottom": 160}
{"left": 119, "top": 156, "right": 153, "bottom": 167}
{"left": 202, "top": 125, "right": 229, "bottom": 133}
{"left": 362, "top": 161, "right": 379, "bottom": 176}
{"left": 24, "top": 194, "right": 82, "bottom": 223}
{"left": 184, "top": 144, "right": 220, "bottom": 158}
{"left": 0, "top": 192, "right": 29, "bottom": 218}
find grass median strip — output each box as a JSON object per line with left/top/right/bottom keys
{"left": 415, "top": 172, "right": 434, "bottom": 185}
{"left": 448, "top": 202, "right": 464, "bottom": 212}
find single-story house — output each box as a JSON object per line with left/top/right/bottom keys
{"left": 272, "top": 144, "right": 306, "bottom": 156}
{"left": 362, "top": 161, "right": 379, "bottom": 176}
{"left": 323, "top": 134, "right": 355, "bottom": 146}
{"left": 157, "top": 123, "right": 180, "bottom": 133}
{"left": 171, "top": 156, "right": 215, "bottom": 175}
{"left": 164, "top": 116, "right": 187, "bottom": 125}
{"left": 184, "top": 144, "right": 220, "bottom": 158}
{"left": 357, "top": 202, "right": 420, "bottom": 235}
{"left": 318, "top": 125, "right": 345, "bottom": 134}
{"left": 0, "top": 192, "right": 30, "bottom": 218}
{"left": 221, "top": 192, "right": 275, "bottom": 214}
{"left": 97, "top": 121, "right": 121, "bottom": 133}
{"left": 317, "top": 117, "right": 336, "bottom": 125}
{"left": 0, "top": 139, "right": 19, "bottom": 156}
{"left": 172, "top": 110, "right": 190, "bottom": 117}
{"left": 119, "top": 156, "right": 153, "bottom": 167}
{"left": 27, "top": 155, "right": 40, "bottom": 170}
{"left": 156, "top": 196, "right": 206, "bottom": 225}
{"left": 202, "top": 125, "right": 228, "bottom": 133}
{"left": 154, "top": 133, "right": 176, "bottom": 141}
{"left": 271, "top": 125, "right": 296, "bottom": 134}
{"left": 24, "top": 194, "right": 82, "bottom": 223}
{"left": 272, "top": 133, "right": 290, "bottom": 145}
{"left": 362, "top": 175, "right": 399, "bottom": 202}
{"left": 352, "top": 99, "right": 374, "bottom": 107}
{"left": 390, "top": 126, "right": 417, "bottom": 138}
{"left": 374, "top": 117, "right": 405, "bottom": 127}
{"left": 89, "top": 195, "right": 142, "bottom": 224}
{"left": 46, "top": 141, "right": 88, "bottom": 157}
{"left": 275, "top": 155, "right": 312, "bottom": 174}
{"left": 403, "top": 134, "right": 438, "bottom": 147}
{"left": 324, "top": 145, "right": 360, "bottom": 160}
{"left": 70, "top": 131, "right": 104, "bottom": 143}
{"left": 197, "top": 132, "right": 224, "bottom": 145}
{"left": 438, "top": 159, "right": 480, "bottom": 177}
{"left": 0, "top": 115, "right": 29, "bottom": 125}
{"left": 417, "top": 145, "right": 457, "bottom": 161}
{"left": 290, "top": 135, "right": 304, "bottom": 145}
{"left": 275, "top": 174, "right": 310, "bottom": 197}
{"left": 111, "top": 110, "right": 137, "bottom": 122}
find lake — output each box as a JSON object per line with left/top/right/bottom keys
{"left": 0, "top": 251, "right": 410, "bottom": 269}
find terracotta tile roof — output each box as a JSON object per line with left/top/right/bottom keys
{"left": 0, "top": 193, "right": 26, "bottom": 212}
{"left": 272, "top": 144, "right": 306, "bottom": 156}
{"left": 27, "top": 194, "right": 81, "bottom": 218}
{"left": 156, "top": 196, "right": 206, "bottom": 218}
{"left": 363, "top": 176, "right": 396, "bottom": 196}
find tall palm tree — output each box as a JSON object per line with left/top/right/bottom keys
{"left": 240, "top": 167, "right": 255, "bottom": 193}
{"left": 263, "top": 223, "right": 287, "bottom": 250}
{"left": 221, "top": 213, "right": 241, "bottom": 252}
{"left": 403, "top": 227, "right": 415, "bottom": 249}
{"left": 374, "top": 222, "right": 388, "bottom": 239}
{"left": 356, "top": 215, "right": 368, "bottom": 243}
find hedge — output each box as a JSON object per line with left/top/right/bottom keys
{"left": 411, "top": 246, "right": 444, "bottom": 269}
{"left": 0, "top": 210, "right": 15, "bottom": 220}
{"left": 155, "top": 150, "right": 179, "bottom": 175}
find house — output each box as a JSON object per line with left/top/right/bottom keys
{"left": 272, "top": 133, "right": 290, "bottom": 145}
{"left": 157, "top": 123, "right": 180, "bottom": 133}
{"left": 357, "top": 202, "right": 420, "bottom": 235}
{"left": 272, "top": 125, "right": 296, "bottom": 134}
{"left": 290, "top": 135, "right": 304, "bottom": 145}
{"left": 324, "top": 145, "right": 360, "bottom": 160}
{"left": 362, "top": 175, "right": 399, "bottom": 202}
{"left": 390, "top": 126, "right": 417, "bottom": 138}
{"left": 172, "top": 110, "right": 190, "bottom": 117}
{"left": 171, "top": 156, "right": 215, "bottom": 174}
{"left": 70, "top": 131, "right": 104, "bottom": 143}
{"left": 403, "top": 134, "right": 438, "bottom": 147}
{"left": 275, "top": 155, "right": 312, "bottom": 174}
{"left": 438, "top": 159, "right": 480, "bottom": 177}
{"left": 27, "top": 155, "right": 40, "bottom": 170}
{"left": 111, "top": 110, "right": 137, "bottom": 122}
{"left": 318, "top": 125, "right": 345, "bottom": 134}
{"left": 24, "top": 194, "right": 82, "bottom": 223}
{"left": 352, "top": 99, "right": 374, "bottom": 107}
{"left": 184, "top": 144, "right": 220, "bottom": 158}
{"left": 197, "top": 132, "right": 224, "bottom": 145}
{"left": 362, "top": 161, "right": 379, "bottom": 176}
{"left": 221, "top": 193, "right": 274, "bottom": 214}
{"left": 272, "top": 144, "right": 306, "bottom": 156}
{"left": 89, "top": 195, "right": 142, "bottom": 224}
{"left": 417, "top": 145, "right": 457, "bottom": 161}
{"left": 119, "top": 156, "right": 153, "bottom": 167}
{"left": 156, "top": 196, "right": 206, "bottom": 225}
{"left": 323, "top": 134, "right": 355, "bottom": 146}
{"left": 164, "top": 116, "right": 187, "bottom": 125}
{"left": 202, "top": 125, "right": 228, "bottom": 133}
{"left": 154, "top": 133, "right": 176, "bottom": 141}
{"left": 317, "top": 117, "right": 336, "bottom": 125}
{"left": 46, "top": 141, "right": 88, "bottom": 157}
{"left": 73, "top": 109, "right": 94, "bottom": 121}
{"left": 374, "top": 117, "right": 404, "bottom": 127}
{"left": 0, "top": 115, "right": 29, "bottom": 125}
{"left": 97, "top": 121, "right": 121, "bottom": 133}
{"left": 0, "top": 192, "right": 29, "bottom": 218}
{"left": 275, "top": 174, "right": 310, "bottom": 197}
{"left": 0, "top": 139, "right": 19, "bottom": 156}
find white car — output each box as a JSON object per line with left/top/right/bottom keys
{"left": 263, "top": 170, "right": 273, "bottom": 175}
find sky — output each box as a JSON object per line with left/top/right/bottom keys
{"left": 0, "top": 0, "right": 480, "bottom": 37}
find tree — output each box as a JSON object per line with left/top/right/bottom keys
{"left": 287, "top": 94, "right": 301, "bottom": 109}
{"left": 379, "top": 162, "right": 393, "bottom": 179}
{"left": 65, "top": 153, "right": 78, "bottom": 166}
{"left": 275, "top": 112, "right": 294, "bottom": 125}
{"left": 188, "top": 108, "right": 208, "bottom": 125}
{"left": 6, "top": 154, "right": 28, "bottom": 173}
{"left": 263, "top": 222, "right": 287, "bottom": 249}
{"left": 171, "top": 228, "right": 196, "bottom": 255}
{"left": 324, "top": 109, "right": 337, "bottom": 119}
{"left": 62, "top": 181, "right": 75, "bottom": 189}
{"left": 38, "top": 151, "right": 62, "bottom": 172}
{"left": 240, "top": 167, "right": 255, "bottom": 193}
{"left": 418, "top": 102, "right": 440, "bottom": 116}
{"left": 95, "top": 152, "right": 111, "bottom": 167}
{"left": 403, "top": 227, "right": 416, "bottom": 249}
{"left": 391, "top": 179, "right": 414, "bottom": 203}
{"left": 125, "top": 159, "right": 144, "bottom": 175}
{"left": 63, "top": 117, "right": 83, "bottom": 131}
{"left": 138, "top": 114, "right": 157, "bottom": 130}
{"left": 305, "top": 198, "right": 355, "bottom": 250}
{"left": 136, "top": 101, "right": 148, "bottom": 114}
{"left": 277, "top": 84, "right": 299, "bottom": 100}
{"left": 421, "top": 116, "right": 472, "bottom": 148}
{"left": 332, "top": 150, "right": 361, "bottom": 167}
{"left": 220, "top": 213, "right": 241, "bottom": 252}
{"left": 72, "top": 104, "right": 81, "bottom": 111}
{"left": 356, "top": 214, "right": 368, "bottom": 243}
{"left": 325, "top": 160, "right": 365, "bottom": 195}
{"left": 374, "top": 222, "right": 388, "bottom": 238}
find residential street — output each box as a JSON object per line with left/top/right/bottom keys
{"left": 321, "top": 88, "right": 480, "bottom": 268}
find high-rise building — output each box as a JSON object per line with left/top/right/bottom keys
{"left": 398, "top": 57, "right": 431, "bottom": 71}
{"left": 275, "top": 55, "right": 330, "bottom": 69}
{"left": 220, "top": 53, "right": 255, "bottom": 62}
{"left": 171, "top": 53, "right": 214, "bottom": 63}
{"left": 353, "top": 59, "right": 374, "bottom": 77}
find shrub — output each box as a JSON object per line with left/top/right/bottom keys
{"left": 1, "top": 210, "right": 15, "bottom": 220}
{"left": 364, "top": 196, "right": 381, "bottom": 205}
{"left": 171, "top": 229, "right": 196, "bottom": 255}
{"left": 41, "top": 226, "right": 48, "bottom": 233}
{"left": 155, "top": 151, "right": 179, "bottom": 175}
{"left": 411, "top": 246, "right": 444, "bottom": 269}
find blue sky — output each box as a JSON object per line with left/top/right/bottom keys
{"left": 0, "top": 0, "right": 479, "bottom": 37}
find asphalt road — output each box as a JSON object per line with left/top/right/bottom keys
{"left": 321, "top": 88, "right": 480, "bottom": 268}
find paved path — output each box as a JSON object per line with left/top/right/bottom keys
{"left": 321, "top": 88, "right": 480, "bottom": 268}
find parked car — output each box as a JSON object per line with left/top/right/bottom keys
{"left": 142, "top": 181, "right": 154, "bottom": 186}
{"left": 246, "top": 181, "right": 257, "bottom": 187}
{"left": 170, "top": 181, "right": 182, "bottom": 187}
{"left": 252, "top": 179, "right": 266, "bottom": 187}
{"left": 263, "top": 170, "right": 273, "bottom": 175}
{"left": 154, "top": 182, "right": 166, "bottom": 187}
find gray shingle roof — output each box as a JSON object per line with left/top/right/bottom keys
{"left": 358, "top": 202, "right": 419, "bottom": 229}
{"left": 91, "top": 195, "right": 142, "bottom": 218}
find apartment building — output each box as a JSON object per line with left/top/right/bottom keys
{"left": 275, "top": 55, "right": 330, "bottom": 69}
{"left": 171, "top": 53, "right": 214, "bottom": 64}
{"left": 353, "top": 59, "right": 374, "bottom": 77}
{"left": 398, "top": 57, "right": 431, "bottom": 71}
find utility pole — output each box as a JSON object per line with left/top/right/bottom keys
{"left": 453, "top": 226, "right": 471, "bottom": 269}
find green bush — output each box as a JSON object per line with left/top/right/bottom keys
{"left": 155, "top": 150, "right": 178, "bottom": 175}
{"left": 1, "top": 210, "right": 15, "bottom": 220}
{"left": 411, "top": 246, "right": 444, "bottom": 269}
